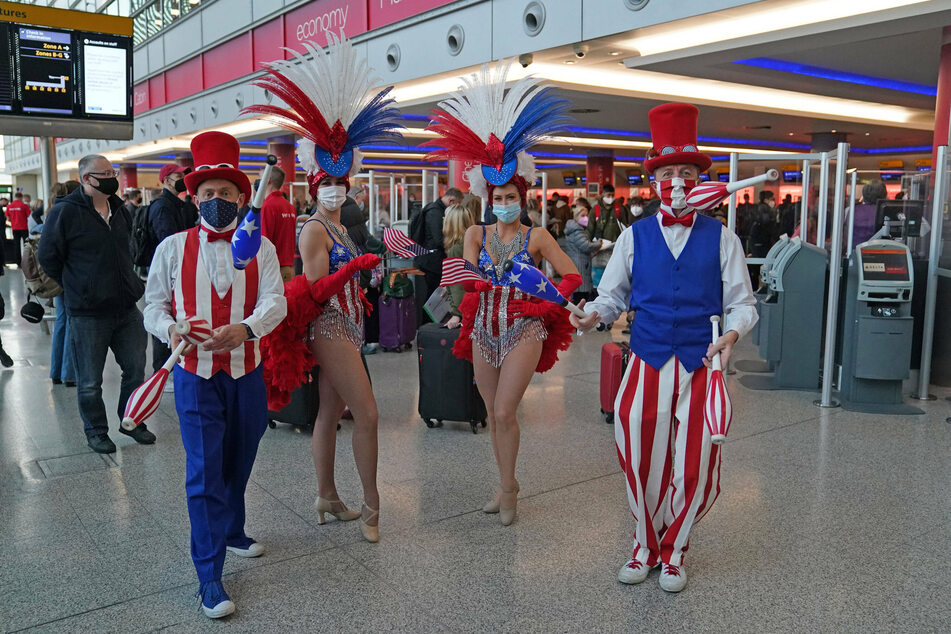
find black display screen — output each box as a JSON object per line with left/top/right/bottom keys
{"left": 861, "top": 248, "right": 910, "bottom": 282}
{"left": 0, "top": 20, "right": 131, "bottom": 134}
{"left": 627, "top": 174, "right": 643, "bottom": 185}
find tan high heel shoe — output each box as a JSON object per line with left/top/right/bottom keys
{"left": 315, "top": 497, "right": 361, "bottom": 524}
{"left": 483, "top": 482, "right": 519, "bottom": 514}
{"left": 499, "top": 483, "right": 519, "bottom": 526}
{"left": 359, "top": 504, "right": 380, "bottom": 543}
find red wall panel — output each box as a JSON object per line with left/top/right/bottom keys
{"left": 133, "top": 82, "right": 150, "bottom": 114}
{"left": 165, "top": 56, "right": 204, "bottom": 104}
{"left": 148, "top": 74, "right": 166, "bottom": 110}
{"left": 253, "top": 17, "right": 284, "bottom": 69}
{"left": 368, "top": 0, "right": 455, "bottom": 30}
{"left": 283, "top": 0, "right": 367, "bottom": 54}
{"left": 203, "top": 32, "right": 253, "bottom": 89}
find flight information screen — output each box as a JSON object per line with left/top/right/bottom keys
{"left": 0, "top": 2, "right": 132, "bottom": 138}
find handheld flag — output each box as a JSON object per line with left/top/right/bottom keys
{"left": 440, "top": 257, "right": 487, "bottom": 286}
{"left": 383, "top": 226, "right": 431, "bottom": 259}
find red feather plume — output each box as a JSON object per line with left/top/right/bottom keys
{"left": 423, "top": 110, "right": 493, "bottom": 166}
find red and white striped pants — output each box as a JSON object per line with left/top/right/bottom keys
{"left": 615, "top": 354, "right": 721, "bottom": 567}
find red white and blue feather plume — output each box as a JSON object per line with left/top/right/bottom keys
{"left": 424, "top": 59, "right": 570, "bottom": 198}
{"left": 241, "top": 30, "right": 403, "bottom": 190}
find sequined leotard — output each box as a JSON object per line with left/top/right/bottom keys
{"left": 471, "top": 226, "right": 547, "bottom": 367}
{"left": 304, "top": 215, "right": 364, "bottom": 348}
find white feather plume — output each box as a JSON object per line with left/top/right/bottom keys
{"left": 268, "top": 30, "right": 379, "bottom": 129}
{"left": 436, "top": 59, "right": 554, "bottom": 143}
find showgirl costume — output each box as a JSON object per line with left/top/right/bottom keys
{"left": 239, "top": 30, "right": 402, "bottom": 409}
{"left": 424, "top": 61, "right": 578, "bottom": 372}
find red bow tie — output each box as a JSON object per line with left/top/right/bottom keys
{"left": 661, "top": 211, "right": 695, "bottom": 228}
{"left": 203, "top": 227, "right": 236, "bottom": 242}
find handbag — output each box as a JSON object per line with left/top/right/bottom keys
{"left": 20, "top": 291, "right": 45, "bottom": 324}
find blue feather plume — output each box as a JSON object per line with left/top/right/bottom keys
{"left": 346, "top": 86, "right": 404, "bottom": 150}
{"left": 501, "top": 87, "right": 571, "bottom": 164}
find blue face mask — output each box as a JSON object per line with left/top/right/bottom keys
{"left": 493, "top": 202, "right": 522, "bottom": 224}
{"left": 199, "top": 197, "right": 239, "bottom": 229}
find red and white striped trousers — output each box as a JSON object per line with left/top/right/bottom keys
{"left": 615, "top": 354, "right": 721, "bottom": 567}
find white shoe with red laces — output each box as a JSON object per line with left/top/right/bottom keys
{"left": 617, "top": 558, "right": 651, "bottom": 585}
{"left": 659, "top": 563, "right": 687, "bottom": 592}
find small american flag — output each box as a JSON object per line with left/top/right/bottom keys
{"left": 383, "top": 226, "right": 431, "bottom": 259}
{"left": 440, "top": 258, "right": 487, "bottom": 286}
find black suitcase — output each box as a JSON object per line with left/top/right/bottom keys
{"left": 416, "top": 323, "right": 487, "bottom": 434}
{"left": 268, "top": 365, "right": 319, "bottom": 431}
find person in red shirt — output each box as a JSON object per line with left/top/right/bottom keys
{"left": 259, "top": 166, "right": 298, "bottom": 281}
{"left": 6, "top": 192, "right": 31, "bottom": 263}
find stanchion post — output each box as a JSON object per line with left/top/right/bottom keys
{"left": 368, "top": 170, "right": 376, "bottom": 236}
{"left": 541, "top": 172, "right": 548, "bottom": 230}
{"left": 727, "top": 153, "right": 738, "bottom": 233}
{"left": 846, "top": 170, "right": 857, "bottom": 256}
{"left": 816, "top": 142, "right": 849, "bottom": 408}
{"left": 800, "top": 159, "right": 811, "bottom": 233}
{"left": 914, "top": 144, "right": 948, "bottom": 400}
{"left": 421, "top": 169, "right": 429, "bottom": 207}
{"left": 817, "top": 152, "right": 830, "bottom": 248}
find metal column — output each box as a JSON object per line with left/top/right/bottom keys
{"left": 39, "top": 137, "right": 57, "bottom": 205}
{"left": 727, "top": 153, "right": 739, "bottom": 233}
{"left": 421, "top": 169, "right": 429, "bottom": 207}
{"left": 914, "top": 144, "right": 948, "bottom": 400}
{"left": 816, "top": 142, "right": 850, "bottom": 408}
{"left": 400, "top": 177, "right": 407, "bottom": 221}
{"left": 816, "top": 152, "right": 830, "bottom": 247}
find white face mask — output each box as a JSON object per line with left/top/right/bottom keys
{"left": 317, "top": 185, "right": 346, "bottom": 211}
{"left": 632, "top": 205, "right": 643, "bottom": 217}
{"left": 603, "top": 196, "right": 614, "bottom": 204}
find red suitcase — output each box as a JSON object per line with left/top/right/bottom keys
{"left": 600, "top": 341, "right": 631, "bottom": 424}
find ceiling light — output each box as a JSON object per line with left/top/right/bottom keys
{"left": 169, "top": 8, "right": 180, "bottom": 16}
{"left": 564, "top": 60, "right": 576, "bottom": 65}
{"left": 609, "top": 51, "right": 620, "bottom": 56}
{"left": 831, "top": 129, "right": 837, "bottom": 133}
{"left": 788, "top": 132, "right": 794, "bottom": 136}
{"left": 619, "top": 0, "right": 931, "bottom": 59}
{"left": 865, "top": 132, "right": 871, "bottom": 136}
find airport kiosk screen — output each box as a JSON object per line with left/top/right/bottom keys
{"left": 860, "top": 248, "right": 909, "bottom": 282}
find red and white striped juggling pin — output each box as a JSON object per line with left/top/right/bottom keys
{"left": 703, "top": 316, "right": 733, "bottom": 445}
{"left": 121, "top": 317, "right": 212, "bottom": 430}
{"left": 685, "top": 169, "right": 779, "bottom": 211}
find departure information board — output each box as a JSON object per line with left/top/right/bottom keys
{"left": 0, "top": 1, "right": 133, "bottom": 139}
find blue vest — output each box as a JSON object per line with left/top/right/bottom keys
{"left": 629, "top": 214, "right": 723, "bottom": 372}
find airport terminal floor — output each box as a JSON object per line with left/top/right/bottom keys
{"left": 0, "top": 268, "right": 949, "bottom": 633}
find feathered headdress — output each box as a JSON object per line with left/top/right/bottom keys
{"left": 424, "top": 60, "right": 570, "bottom": 201}
{"left": 241, "top": 30, "right": 404, "bottom": 194}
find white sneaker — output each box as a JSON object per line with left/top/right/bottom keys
{"left": 659, "top": 563, "right": 687, "bottom": 592}
{"left": 226, "top": 541, "right": 265, "bottom": 558}
{"left": 617, "top": 558, "right": 651, "bottom": 585}
{"left": 162, "top": 382, "right": 174, "bottom": 394}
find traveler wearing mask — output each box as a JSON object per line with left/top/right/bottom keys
{"left": 563, "top": 204, "right": 603, "bottom": 303}
{"left": 38, "top": 155, "right": 151, "bottom": 455}
{"left": 589, "top": 183, "right": 627, "bottom": 243}
{"left": 143, "top": 131, "right": 286, "bottom": 619}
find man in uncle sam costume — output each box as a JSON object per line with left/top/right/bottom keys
{"left": 571, "top": 103, "right": 757, "bottom": 593}
{"left": 143, "top": 131, "right": 287, "bottom": 618}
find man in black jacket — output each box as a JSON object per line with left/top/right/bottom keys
{"left": 414, "top": 187, "right": 462, "bottom": 324}
{"left": 39, "top": 155, "right": 152, "bottom": 454}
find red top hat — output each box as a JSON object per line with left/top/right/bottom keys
{"left": 643, "top": 103, "right": 712, "bottom": 174}
{"left": 183, "top": 131, "right": 252, "bottom": 202}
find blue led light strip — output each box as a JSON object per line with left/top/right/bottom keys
{"left": 735, "top": 58, "right": 937, "bottom": 96}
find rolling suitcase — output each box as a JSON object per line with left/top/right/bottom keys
{"left": 600, "top": 341, "right": 631, "bottom": 424}
{"left": 416, "top": 323, "right": 487, "bottom": 433}
{"left": 379, "top": 295, "right": 416, "bottom": 351}
{"left": 268, "top": 365, "right": 319, "bottom": 431}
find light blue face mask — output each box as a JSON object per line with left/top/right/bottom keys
{"left": 493, "top": 202, "right": 522, "bottom": 223}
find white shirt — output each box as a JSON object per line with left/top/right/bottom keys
{"left": 143, "top": 220, "right": 287, "bottom": 344}
{"left": 585, "top": 212, "right": 758, "bottom": 339}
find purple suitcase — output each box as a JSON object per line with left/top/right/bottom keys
{"left": 379, "top": 295, "right": 416, "bottom": 352}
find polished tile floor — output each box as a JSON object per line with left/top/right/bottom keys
{"left": 0, "top": 269, "right": 949, "bottom": 633}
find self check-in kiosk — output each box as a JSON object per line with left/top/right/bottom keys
{"left": 751, "top": 236, "right": 790, "bottom": 349}
{"left": 837, "top": 240, "right": 920, "bottom": 414}
{"left": 740, "top": 237, "right": 828, "bottom": 391}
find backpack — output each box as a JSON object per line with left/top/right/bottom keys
{"left": 21, "top": 236, "right": 62, "bottom": 299}
{"left": 408, "top": 204, "right": 427, "bottom": 246}
{"left": 130, "top": 203, "right": 157, "bottom": 267}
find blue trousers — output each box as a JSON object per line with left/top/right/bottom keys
{"left": 69, "top": 308, "right": 147, "bottom": 439}
{"left": 174, "top": 365, "right": 268, "bottom": 582}
{"left": 50, "top": 296, "right": 75, "bottom": 383}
